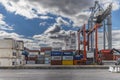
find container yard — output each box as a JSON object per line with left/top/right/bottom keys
{"left": 0, "top": 0, "right": 120, "bottom": 80}
{"left": 0, "top": 1, "right": 119, "bottom": 68}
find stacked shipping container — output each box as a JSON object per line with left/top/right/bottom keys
{"left": 44, "top": 51, "right": 51, "bottom": 64}
{"left": 0, "top": 38, "right": 25, "bottom": 66}
{"left": 62, "top": 51, "right": 73, "bottom": 65}
{"left": 51, "top": 51, "right": 62, "bottom": 65}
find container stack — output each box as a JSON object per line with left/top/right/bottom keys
{"left": 51, "top": 51, "right": 62, "bottom": 65}
{"left": 74, "top": 54, "right": 83, "bottom": 65}
{"left": 0, "top": 38, "right": 24, "bottom": 66}
{"left": 62, "top": 51, "right": 73, "bottom": 65}
{"left": 44, "top": 51, "right": 51, "bottom": 64}
{"left": 41, "top": 47, "right": 52, "bottom": 64}
{"left": 36, "top": 55, "right": 44, "bottom": 64}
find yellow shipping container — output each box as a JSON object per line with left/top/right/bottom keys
{"left": 62, "top": 60, "right": 73, "bottom": 65}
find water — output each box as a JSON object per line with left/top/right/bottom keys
{"left": 0, "top": 69, "right": 119, "bottom": 80}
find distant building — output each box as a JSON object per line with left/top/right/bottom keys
{"left": 63, "top": 31, "right": 77, "bottom": 50}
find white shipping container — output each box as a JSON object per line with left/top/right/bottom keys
{"left": 87, "top": 52, "right": 94, "bottom": 58}
{"left": 21, "top": 55, "right": 25, "bottom": 60}
{"left": 51, "top": 56, "right": 62, "bottom": 60}
{"left": 16, "top": 59, "right": 25, "bottom": 65}
{"left": 63, "top": 56, "right": 73, "bottom": 60}
{"left": 17, "top": 41, "right": 24, "bottom": 50}
{"left": 0, "top": 49, "right": 17, "bottom": 58}
{"left": 0, "top": 58, "right": 17, "bottom": 66}
{"left": 27, "top": 61, "right": 36, "bottom": 64}
{"left": 0, "top": 39, "right": 16, "bottom": 49}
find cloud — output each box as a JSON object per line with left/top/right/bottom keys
{"left": 96, "top": 30, "right": 120, "bottom": 49}
{"left": 44, "top": 17, "right": 69, "bottom": 34}
{"left": 39, "top": 16, "right": 53, "bottom": 19}
{"left": 56, "top": 17, "right": 70, "bottom": 26}
{"left": 39, "top": 22, "right": 47, "bottom": 26}
{"left": 0, "top": 30, "right": 28, "bottom": 40}
{"left": 0, "top": 14, "right": 13, "bottom": 30}
{"left": 44, "top": 24, "right": 61, "bottom": 34}
{"left": 1, "top": 0, "right": 119, "bottom": 27}
{"left": 33, "top": 29, "right": 76, "bottom": 48}
{"left": 99, "top": 0, "right": 120, "bottom": 11}
{"left": 0, "top": 30, "right": 37, "bottom": 49}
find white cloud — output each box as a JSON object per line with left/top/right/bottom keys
{"left": 44, "top": 17, "right": 70, "bottom": 34}
{"left": 0, "top": 0, "right": 119, "bottom": 27}
{"left": 96, "top": 30, "right": 120, "bottom": 50}
{"left": 56, "top": 17, "right": 70, "bottom": 26}
{"left": 0, "top": 30, "right": 24, "bottom": 40}
{"left": 99, "top": 0, "right": 120, "bottom": 11}
{"left": 0, "top": 30, "right": 36, "bottom": 49}
{"left": 39, "top": 22, "right": 47, "bottom": 26}
{"left": 0, "top": 14, "right": 13, "bottom": 30}
{"left": 39, "top": 16, "right": 53, "bottom": 19}
{"left": 33, "top": 29, "right": 76, "bottom": 48}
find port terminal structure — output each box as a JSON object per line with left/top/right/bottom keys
{"left": 77, "top": 1, "right": 113, "bottom": 64}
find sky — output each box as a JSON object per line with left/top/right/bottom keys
{"left": 0, "top": 0, "right": 119, "bottom": 49}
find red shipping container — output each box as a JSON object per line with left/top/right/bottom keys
{"left": 102, "top": 54, "right": 113, "bottom": 60}
{"left": 51, "top": 60, "right": 62, "bottom": 65}
{"left": 100, "top": 49, "right": 112, "bottom": 54}
{"left": 41, "top": 47, "right": 52, "bottom": 52}
{"left": 113, "top": 55, "right": 120, "bottom": 60}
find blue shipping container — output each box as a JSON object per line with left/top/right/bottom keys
{"left": 44, "top": 60, "right": 50, "bottom": 64}
{"left": 63, "top": 52, "right": 73, "bottom": 56}
{"left": 51, "top": 51, "right": 63, "bottom": 56}
{"left": 74, "top": 54, "right": 83, "bottom": 60}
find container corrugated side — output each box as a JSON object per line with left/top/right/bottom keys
{"left": 51, "top": 56, "right": 62, "bottom": 60}
{"left": 62, "top": 60, "right": 73, "bottom": 65}
{"left": 63, "top": 56, "right": 73, "bottom": 60}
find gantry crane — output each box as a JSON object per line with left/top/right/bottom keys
{"left": 77, "top": 1, "right": 112, "bottom": 64}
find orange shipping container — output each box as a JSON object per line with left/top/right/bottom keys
{"left": 73, "top": 60, "right": 86, "bottom": 65}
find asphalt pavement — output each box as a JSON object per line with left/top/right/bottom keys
{"left": 0, "top": 69, "right": 119, "bottom": 80}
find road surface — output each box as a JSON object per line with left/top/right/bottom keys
{"left": 0, "top": 69, "right": 119, "bottom": 80}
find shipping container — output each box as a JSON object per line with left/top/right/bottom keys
{"left": 87, "top": 52, "right": 94, "bottom": 58}
{"left": 28, "top": 54, "right": 38, "bottom": 61}
{"left": 44, "top": 60, "right": 50, "bottom": 64}
{"left": 36, "top": 60, "right": 44, "bottom": 64}
{"left": 16, "top": 40, "right": 24, "bottom": 50}
{"left": 102, "top": 54, "right": 113, "bottom": 60}
{"left": 51, "top": 60, "right": 62, "bottom": 65}
{"left": 0, "top": 38, "right": 16, "bottom": 49}
{"left": 16, "top": 58, "right": 25, "bottom": 65}
{"left": 73, "top": 60, "right": 86, "bottom": 65}
{"left": 51, "top": 51, "right": 63, "bottom": 56}
{"left": 37, "top": 55, "right": 44, "bottom": 59}
{"left": 27, "top": 60, "right": 36, "bottom": 64}
{"left": 63, "top": 56, "right": 73, "bottom": 60}
{"left": 63, "top": 52, "right": 73, "bottom": 56}
{"left": 113, "top": 54, "right": 120, "bottom": 60}
{"left": 62, "top": 60, "right": 73, "bottom": 65}
{"left": 45, "top": 57, "right": 51, "bottom": 61}
{"left": 0, "top": 49, "right": 17, "bottom": 58}
{"left": 74, "top": 54, "right": 83, "bottom": 60}
{"left": 51, "top": 56, "right": 62, "bottom": 60}
{"left": 86, "top": 58, "right": 94, "bottom": 64}
{"left": 41, "top": 47, "right": 52, "bottom": 52}
{"left": 0, "top": 58, "right": 17, "bottom": 66}
{"left": 45, "top": 51, "right": 51, "bottom": 55}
